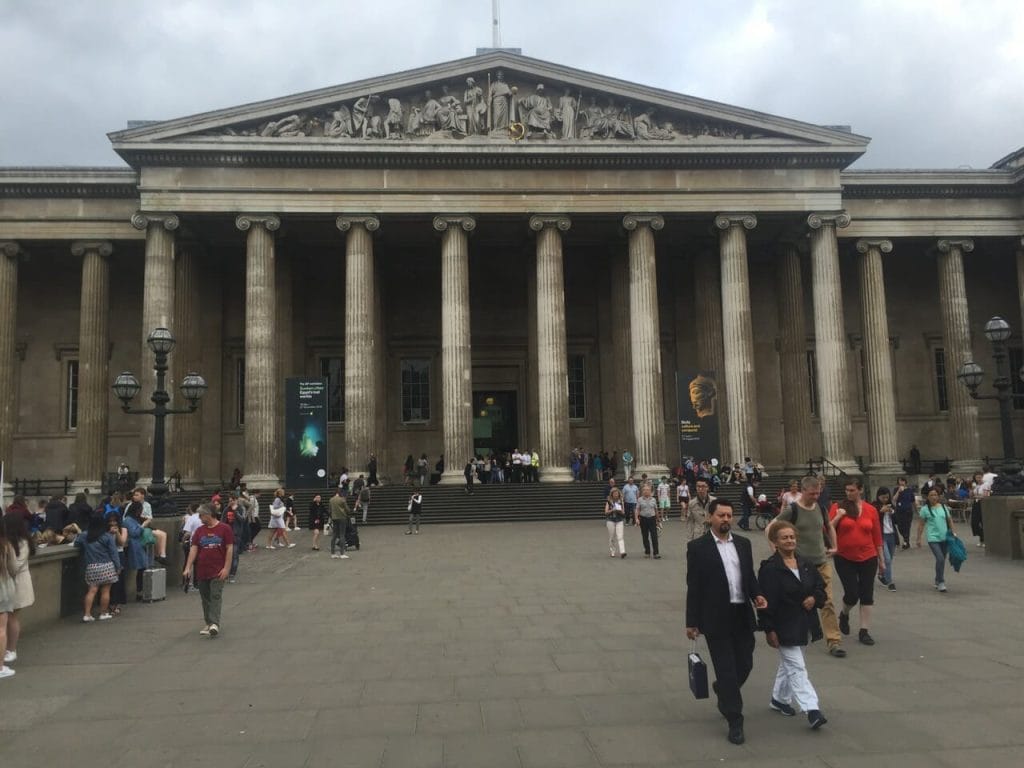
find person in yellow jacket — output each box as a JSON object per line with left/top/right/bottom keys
{"left": 531, "top": 451, "right": 540, "bottom": 483}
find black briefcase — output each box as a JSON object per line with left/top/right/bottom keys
{"left": 688, "top": 642, "right": 709, "bottom": 700}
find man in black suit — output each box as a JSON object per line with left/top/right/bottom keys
{"left": 686, "top": 499, "right": 767, "bottom": 745}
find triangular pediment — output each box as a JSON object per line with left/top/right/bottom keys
{"left": 109, "top": 52, "right": 868, "bottom": 165}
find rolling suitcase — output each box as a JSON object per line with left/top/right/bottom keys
{"left": 142, "top": 567, "right": 167, "bottom": 602}
{"left": 345, "top": 521, "right": 360, "bottom": 550}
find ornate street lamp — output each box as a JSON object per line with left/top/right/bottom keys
{"left": 112, "top": 328, "right": 206, "bottom": 499}
{"left": 957, "top": 315, "right": 1024, "bottom": 495}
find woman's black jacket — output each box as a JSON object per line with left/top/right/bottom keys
{"left": 757, "top": 552, "right": 826, "bottom": 647}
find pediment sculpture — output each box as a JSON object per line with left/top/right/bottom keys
{"left": 212, "top": 70, "right": 775, "bottom": 144}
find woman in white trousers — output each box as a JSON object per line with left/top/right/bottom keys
{"left": 757, "top": 521, "right": 828, "bottom": 729}
{"left": 605, "top": 488, "right": 627, "bottom": 559}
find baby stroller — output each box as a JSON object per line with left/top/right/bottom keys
{"left": 345, "top": 518, "right": 361, "bottom": 550}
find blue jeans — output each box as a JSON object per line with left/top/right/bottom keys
{"left": 928, "top": 540, "right": 948, "bottom": 585}
{"left": 882, "top": 532, "right": 898, "bottom": 584}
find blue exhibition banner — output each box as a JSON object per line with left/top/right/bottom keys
{"left": 285, "top": 377, "right": 329, "bottom": 488}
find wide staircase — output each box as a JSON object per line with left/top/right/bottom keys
{"left": 154, "top": 473, "right": 847, "bottom": 527}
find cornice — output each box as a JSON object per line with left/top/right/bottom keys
{"left": 0, "top": 168, "right": 139, "bottom": 199}
{"left": 841, "top": 169, "right": 1021, "bottom": 199}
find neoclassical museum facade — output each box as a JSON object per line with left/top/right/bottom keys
{"left": 1, "top": 52, "right": 1022, "bottom": 490}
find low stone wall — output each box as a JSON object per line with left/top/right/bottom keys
{"left": 981, "top": 496, "right": 1024, "bottom": 559}
{"left": 18, "top": 545, "right": 83, "bottom": 632}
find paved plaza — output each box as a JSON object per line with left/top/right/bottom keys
{"left": 2, "top": 519, "right": 1023, "bottom": 768}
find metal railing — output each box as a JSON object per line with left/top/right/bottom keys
{"left": 9, "top": 477, "right": 72, "bottom": 497}
{"left": 807, "top": 457, "right": 851, "bottom": 479}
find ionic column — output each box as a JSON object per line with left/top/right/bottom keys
{"left": 71, "top": 241, "right": 113, "bottom": 491}
{"left": 693, "top": 249, "right": 729, "bottom": 458}
{"left": 937, "top": 238, "right": 980, "bottom": 471}
{"left": 435, "top": 216, "right": 476, "bottom": 484}
{"left": 715, "top": 214, "right": 761, "bottom": 464}
{"left": 236, "top": 215, "right": 281, "bottom": 488}
{"left": 856, "top": 239, "right": 902, "bottom": 474}
{"left": 624, "top": 214, "right": 670, "bottom": 475}
{"left": 609, "top": 246, "right": 635, "bottom": 467}
{"left": 171, "top": 240, "right": 203, "bottom": 486}
{"left": 131, "top": 212, "right": 179, "bottom": 483}
{"left": 807, "top": 212, "right": 858, "bottom": 474}
{"left": 0, "top": 242, "right": 26, "bottom": 477}
{"left": 776, "top": 242, "right": 814, "bottom": 472}
{"left": 529, "top": 215, "right": 573, "bottom": 481}
{"left": 1016, "top": 238, "right": 1024, "bottom": 352}
{"left": 337, "top": 216, "right": 381, "bottom": 474}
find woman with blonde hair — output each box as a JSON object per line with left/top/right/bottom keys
{"left": 267, "top": 488, "right": 294, "bottom": 549}
{"left": 604, "top": 487, "right": 627, "bottom": 558}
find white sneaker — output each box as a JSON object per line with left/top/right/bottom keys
{"left": 0, "top": 666, "right": 15, "bottom": 679}
{"left": 82, "top": 615, "right": 96, "bottom": 623}
{"left": 208, "top": 624, "right": 219, "bottom": 637}
{"left": 199, "top": 626, "right": 211, "bottom": 636}
{"left": 339, "top": 554, "right": 350, "bottom": 559}
{"left": 3, "top": 650, "right": 15, "bottom": 663}
{"left": 937, "top": 583, "right": 948, "bottom": 592}
{"left": 98, "top": 613, "right": 113, "bottom": 621}
{"left": 265, "top": 545, "right": 275, "bottom": 550}
{"left": 287, "top": 543, "right": 296, "bottom": 548}
{"left": 331, "top": 554, "right": 340, "bottom": 559}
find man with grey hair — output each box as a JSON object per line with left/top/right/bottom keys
{"left": 769, "top": 477, "right": 844, "bottom": 658}
{"left": 182, "top": 504, "right": 234, "bottom": 637}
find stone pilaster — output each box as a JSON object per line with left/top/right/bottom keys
{"left": 529, "top": 215, "right": 573, "bottom": 481}
{"left": 71, "top": 241, "right": 113, "bottom": 491}
{"left": 171, "top": 240, "right": 203, "bottom": 487}
{"left": 624, "top": 214, "right": 670, "bottom": 475}
{"left": 715, "top": 214, "right": 760, "bottom": 464}
{"left": 337, "top": 216, "right": 381, "bottom": 474}
{"left": 856, "top": 239, "right": 902, "bottom": 474}
{"left": 435, "top": 216, "right": 476, "bottom": 484}
{"left": 776, "top": 242, "right": 815, "bottom": 472}
{"left": 807, "top": 212, "right": 858, "bottom": 474}
{"left": 693, "top": 249, "right": 729, "bottom": 459}
{"left": 0, "top": 242, "right": 26, "bottom": 478}
{"left": 937, "top": 238, "right": 980, "bottom": 471}
{"left": 236, "top": 215, "right": 281, "bottom": 488}
{"left": 131, "top": 212, "right": 179, "bottom": 484}
{"left": 1016, "top": 238, "right": 1024, "bottom": 354}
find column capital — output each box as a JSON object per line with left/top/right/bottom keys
{"left": 433, "top": 215, "right": 476, "bottom": 233}
{"left": 807, "top": 212, "right": 851, "bottom": 230}
{"left": 937, "top": 238, "right": 974, "bottom": 254}
{"left": 70, "top": 240, "right": 114, "bottom": 258}
{"left": 855, "top": 238, "right": 893, "bottom": 255}
{"left": 336, "top": 215, "right": 380, "bottom": 233}
{"left": 714, "top": 213, "right": 757, "bottom": 231}
{"left": 529, "top": 215, "right": 571, "bottom": 232}
{"left": 236, "top": 214, "right": 281, "bottom": 232}
{"left": 0, "top": 241, "right": 29, "bottom": 261}
{"left": 131, "top": 212, "right": 179, "bottom": 231}
{"left": 622, "top": 214, "right": 664, "bottom": 231}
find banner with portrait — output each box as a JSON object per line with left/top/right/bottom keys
{"left": 676, "top": 369, "right": 721, "bottom": 465}
{"left": 285, "top": 377, "right": 329, "bottom": 488}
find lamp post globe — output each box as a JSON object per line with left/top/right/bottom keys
{"left": 147, "top": 327, "right": 175, "bottom": 355}
{"left": 112, "top": 371, "right": 141, "bottom": 404}
{"left": 984, "top": 316, "right": 1011, "bottom": 343}
{"left": 956, "top": 361, "right": 984, "bottom": 392}
{"left": 180, "top": 372, "right": 208, "bottom": 405}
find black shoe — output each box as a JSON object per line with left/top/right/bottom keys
{"left": 808, "top": 710, "right": 827, "bottom": 729}
{"left": 888, "top": 582, "right": 896, "bottom": 591}
{"left": 727, "top": 721, "right": 745, "bottom": 745}
{"left": 769, "top": 698, "right": 796, "bottom": 716}
{"left": 828, "top": 645, "right": 847, "bottom": 658}
{"left": 858, "top": 628, "right": 876, "bottom": 646}
{"left": 901, "top": 543, "right": 910, "bottom": 550}
{"left": 155, "top": 556, "right": 168, "bottom": 567}
{"left": 838, "top": 612, "right": 850, "bottom": 636}
{"left": 620, "top": 553, "right": 627, "bottom": 559}
{"left": 653, "top": 554, "right": 661, "bottom": 559}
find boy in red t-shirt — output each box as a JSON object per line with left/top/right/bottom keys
{"left": 183, "top": 505, "right": 234, "bottom": 637}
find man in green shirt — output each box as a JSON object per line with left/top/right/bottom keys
{"left": 769, "top": 476, "right": 844, "bottom": 657}
{"left": 329, "top": 489, "right": 351, "bottom": 560}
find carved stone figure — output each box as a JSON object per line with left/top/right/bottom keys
{"left": 633, "top": 109, "right": 675, "bottom": 141}
{"left": 599, "top": 100, "right": 634, "bottom": 139}
{"left": 520, "top": 84, "right": 554, "bottom": 138}
{"left": 353, "top": 95, "right": 381, "bottom": 139}
{"left": 578, "top": 96, "right": 604, "bottom": 139}
{"left": 556, "top": 88, "right": 578, "bottom": 139}
{"left": 489, "top": 70, "right": 512, "bottom": 131}
{"left": 325, "top": 104, "right": 353, "bottom": 138}
{"left": 384, "top": 98, "right": 404, "bottom": 139}
{"left": 419, "top": 90, "right": 442, "bottom": 135}
{"left": 463, "top": 77, "right": 486, "bottom": 135}
{"left": 260, "top": 114, "right": 307, "bottom": 137}
{"left": 439, "top": 86, "right": 466, "bottom": 134}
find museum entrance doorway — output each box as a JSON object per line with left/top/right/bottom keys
{"left": 472, "top": 390, "right": 519, "bottom": 458}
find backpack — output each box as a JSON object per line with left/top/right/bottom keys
{"left": 788, "top": 502, "right": 832, "bottom": 550}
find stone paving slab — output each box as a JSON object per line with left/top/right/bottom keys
{"left": 1, "top": 520, "right": 1023, "bottom": 767}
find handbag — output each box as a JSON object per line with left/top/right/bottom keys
{"left": 947, "top": 530, "right": 967, "bottom": 572}
{"left": 687, "top": 640, "right": 709, "bottom": 700}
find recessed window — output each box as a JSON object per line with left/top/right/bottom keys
{"left": 1010, "top": 348, "right": 1024, "bottom": 411}
{"left": 933, "top": 347, "right": 949, "bottom": 413}
{"left": 236, "top": 358, "right": 245, "bottom": 427}
{"left": 401, "top": 358, "right": 430, "bottom": 423}
{"left": 806, "top": 349, "right": 818, "bottom": 415}
{"left": 320, "top": 357, "right": 345, "bottom": 423}
{"left": 66, "top": 360, "right": 79, "bottom": 431}
{"left": 568, "top": 354, "right": 586, "bottom": 420}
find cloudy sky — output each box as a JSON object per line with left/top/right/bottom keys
{"left": 2, "top": 0, "right": 1022, "bottom": 169}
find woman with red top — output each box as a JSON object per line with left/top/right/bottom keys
{"left": 828, "top": 478, "right": 884, "bottom": 647}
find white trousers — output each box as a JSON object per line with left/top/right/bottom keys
{"left": 606, "top": 520, "right": 625, "bottom": 555}
{"left": 772, "top": 645, "right": 820, "bottom": 712}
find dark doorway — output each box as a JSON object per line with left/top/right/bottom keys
{"left": 473, "top": 390, "right": 519, "bottom": 457}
